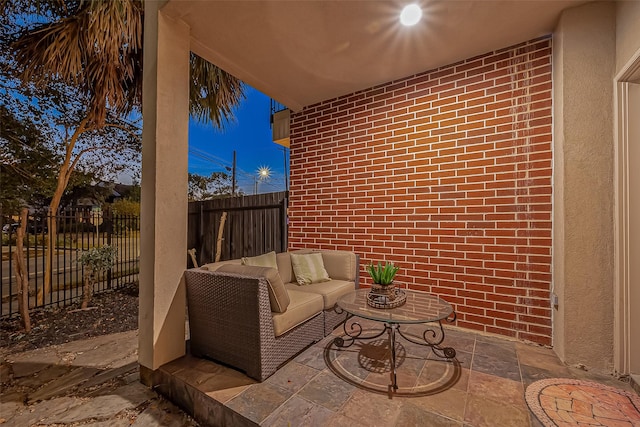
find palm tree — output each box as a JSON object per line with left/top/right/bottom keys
{"left": 4, "top": 0, "right": 243, "bottom": 126}
{"left": 2, "top": 0, "right": 245, "bottom": 304}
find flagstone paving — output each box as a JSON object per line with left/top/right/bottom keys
{"left": 0, "top": 330, "right": 197, "bottom": 426}
{"left": 1, "top": 325, "right": 638, "bottom": 426}
{"left": 154, "top": 320, "right": 639, "bottom": 426}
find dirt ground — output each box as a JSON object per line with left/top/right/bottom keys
{"left": 0, "top": 283, "right": 139, "bottom": 355}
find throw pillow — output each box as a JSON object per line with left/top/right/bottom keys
{"left": 242, "top": 251, "right": 278, "bottom": 269}
{"left": 290, "top": 252, "right": 331, "bottom": 285}
{"left": 216, "top": 264, "right": 290, "bottom": 313}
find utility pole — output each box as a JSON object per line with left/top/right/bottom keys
{"left": 232, "top": 150, "right": 237, "bottom": 196}
{"left": 283, "top": 148, "right": 289, "bottom": 192}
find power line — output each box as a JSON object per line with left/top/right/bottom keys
{"left": 188, "top": 148, "right": 232, "bottom": 172}
{"left": 188, "top": 146, "right": 287, "bottom": 193}
{"left": 189, "top": 147, "right": 284, "bottom": 181}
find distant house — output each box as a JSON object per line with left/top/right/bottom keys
{"left": 66, "top": 182, "right": 137, "bottom": 211}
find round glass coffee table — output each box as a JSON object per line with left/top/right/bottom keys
{"left": 334, "top": 288, "right": 457, "bottom": 396}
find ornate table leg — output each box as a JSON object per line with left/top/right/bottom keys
{"left": 396, "top": 312, "right": 457, "bottom": 359}
{"left": 388, "top": 323, "right": 399, "bottom": 397}
{"left": 333, "top": 307, "right": 387, "bottom": 348}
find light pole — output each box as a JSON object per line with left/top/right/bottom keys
{"left": 281, "top": 147, "right": 289, "bottom": 192}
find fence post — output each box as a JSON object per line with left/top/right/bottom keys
{"left": 106, "top": 208, "right": 113, "bottom": 289}
{"left": 280, "top": 195, "right": 288, "bottom": 253}
{"left": 198, "top": 202, "right": 204, "bottom": 266}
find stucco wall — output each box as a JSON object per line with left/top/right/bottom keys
{"left": 552, "top": 1, "right": 616, "bottom": 372}
{"left": 290, "top": 38, "right": 554, "bottom": 345}
{"left": 551, "top": 27, "right": 566, "bottom": 360}
{"left": 139, "top": 6, "right": 190, "bottom": 370}
{"left": 614, "top": 0, "right": 640, "bottom": 376}
{"left": 616, "top": 1, "right": 640, "bottom": 75}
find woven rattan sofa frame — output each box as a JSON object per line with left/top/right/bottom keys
{"left": 185, "top": 269, "right": 325, "bottom": 381}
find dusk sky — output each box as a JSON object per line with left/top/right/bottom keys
{"left": 188, "top": 85, "right": 289, "bottom": 195}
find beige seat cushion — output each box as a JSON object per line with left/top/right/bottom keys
{"left": 320, "top": 251, "right": 358, "bottom": 281}
{"left": 200, "top": 259, "right": 242, "bottom": 271}
{"left": 285, "top": 280, "right": 355, "bottom": 310}
{"left": 217, "top": 264, "right": 290, "bottom": 313}
{"left": 242, "top": 251, "right": 278, "bottom": 269}
{"left": 275, "top": 252, "right": 293, "bottom": 284}
{"left": 272, "top": 290, "right": 323, "bottom": 336}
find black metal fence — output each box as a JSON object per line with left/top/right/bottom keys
{"left": 188, "top": 191, "right": 288, "bottom": 266}
{"left": 1, "top": 210, "right": 139, "bottom": 318}
{"left": 2, "top": 193, "right": 286, "bottom": 317}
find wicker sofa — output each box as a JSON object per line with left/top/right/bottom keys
{"left": 184, "top": 249, "right": 359, "bottom": 381}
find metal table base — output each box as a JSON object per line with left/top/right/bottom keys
{"left": 333, "top": 310, "right": 457, "bottom": 397}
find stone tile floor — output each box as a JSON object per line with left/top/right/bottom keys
{"left": 158, "top": 320, "right": 639, "bottom": 426}
{"left": 1, "top": 323, "right": 638, "bottom": 426}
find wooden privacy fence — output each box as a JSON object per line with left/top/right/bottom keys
{"left": 187, "top": 191, "right": 288, "bottom": 266}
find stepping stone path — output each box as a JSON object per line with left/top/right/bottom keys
{"left": 0, "top": 330, "right": 198, "bottom": 426}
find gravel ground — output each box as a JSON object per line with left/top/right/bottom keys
{"left": 0, "top": 283, "right": 139, "bottom": 356}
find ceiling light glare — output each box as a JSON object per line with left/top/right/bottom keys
{"left": 400, "top": 4, "right": 422, "bottom": 27}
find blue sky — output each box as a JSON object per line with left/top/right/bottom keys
{"left": 188, "top": 86, "right": 288, "bottom": 195}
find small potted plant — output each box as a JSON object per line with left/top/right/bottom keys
{"left": 365, "top": 262, "right": 405, "bottom": 308}
{"left": 366, "top": 261, "right": 399, "bottom": 287}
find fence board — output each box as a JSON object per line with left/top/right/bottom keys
{"left": 187, "top": 191, "right": 288, "bottom": 266}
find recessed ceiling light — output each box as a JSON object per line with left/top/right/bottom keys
{"left": 400, "top": 4, "right": 422, "bottom": 27}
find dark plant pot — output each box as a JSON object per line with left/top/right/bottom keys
{"left": 367, "top": 282, "right": 406, "bottom": 309}
{"left": 370, "top": 282, "right": 396, "bottom": 298}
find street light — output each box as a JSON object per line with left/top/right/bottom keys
{"left": 258, "top": 166, "right": 271, "bottom": 180}
{"left": 255, "top": 166, "right": 272, "bottom": 194}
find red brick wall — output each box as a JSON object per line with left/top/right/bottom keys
{"left": 288, "top": 37, "right": 553, "bottom": 345}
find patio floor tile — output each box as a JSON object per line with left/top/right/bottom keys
{"left": 416, "top": 359, "right": 466, "bottom": 392}
{"left": 293, "top": 344, "right": 328, "bottom": 371}
{"left": 333, "top": 348, "right": 377, "bottom": 381}
{"left": 441, "top": 334, "right": 476, "bottom": 354}
{"left": 226, "top": 382, "right": 291, "bottom": 424}
{"left": 297, "top": 370, "right": 357, "bottom": 412}
{"left": 408, "top": 386, "right": 469, "bottom": 421}
{"left": 520, "top": 363, "right": 574, "bottom": 386}
{"left": 261, "top": 395, "right": 336, "bottom": 427}
{"left": 150, "top": 326, "right": 637, "bottom": 426}
{"left": 464, "top": 393, "right": 532, "bottom": 427}
{"left": 395, "top": 402, "right": 463, "bottom": 427}
{"left": 471, "top": 353, "right": 522, "bottom": 382}
{"left": 339, "top": 389, "right": 403, "bottom": 427}
{"left": 265, "top": 361, "right": 322, "bottom": 393}
{"left": 326, "top": 412, "right": 371, "bottom": 427}
{"left": 467, "top": 370, "right": 526, "bottom": 407}
{"left": 473, "top": 339, "right": 518, "bottom": 361}
{"left": 443, "top": 348, "right": 473, "bottom": 368}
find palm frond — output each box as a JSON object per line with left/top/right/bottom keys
{"left": 190, "top": 53, "right": 245, "bottom": 129}
{"left": 9, "top": 0, "right": 143, "bottom": 126}
{"left": 7, "top": 0, "right": 243, "bottom": 129}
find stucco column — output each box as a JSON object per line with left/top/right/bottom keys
{"left": 139, "top": 1, "right": 190, "bottom": 371}
{"left": 552, "top": 2, "right": 616, "bottom": 373}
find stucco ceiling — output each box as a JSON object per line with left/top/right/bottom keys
{"left": 162, "top": 0, "right": 591, "bottom": 111}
